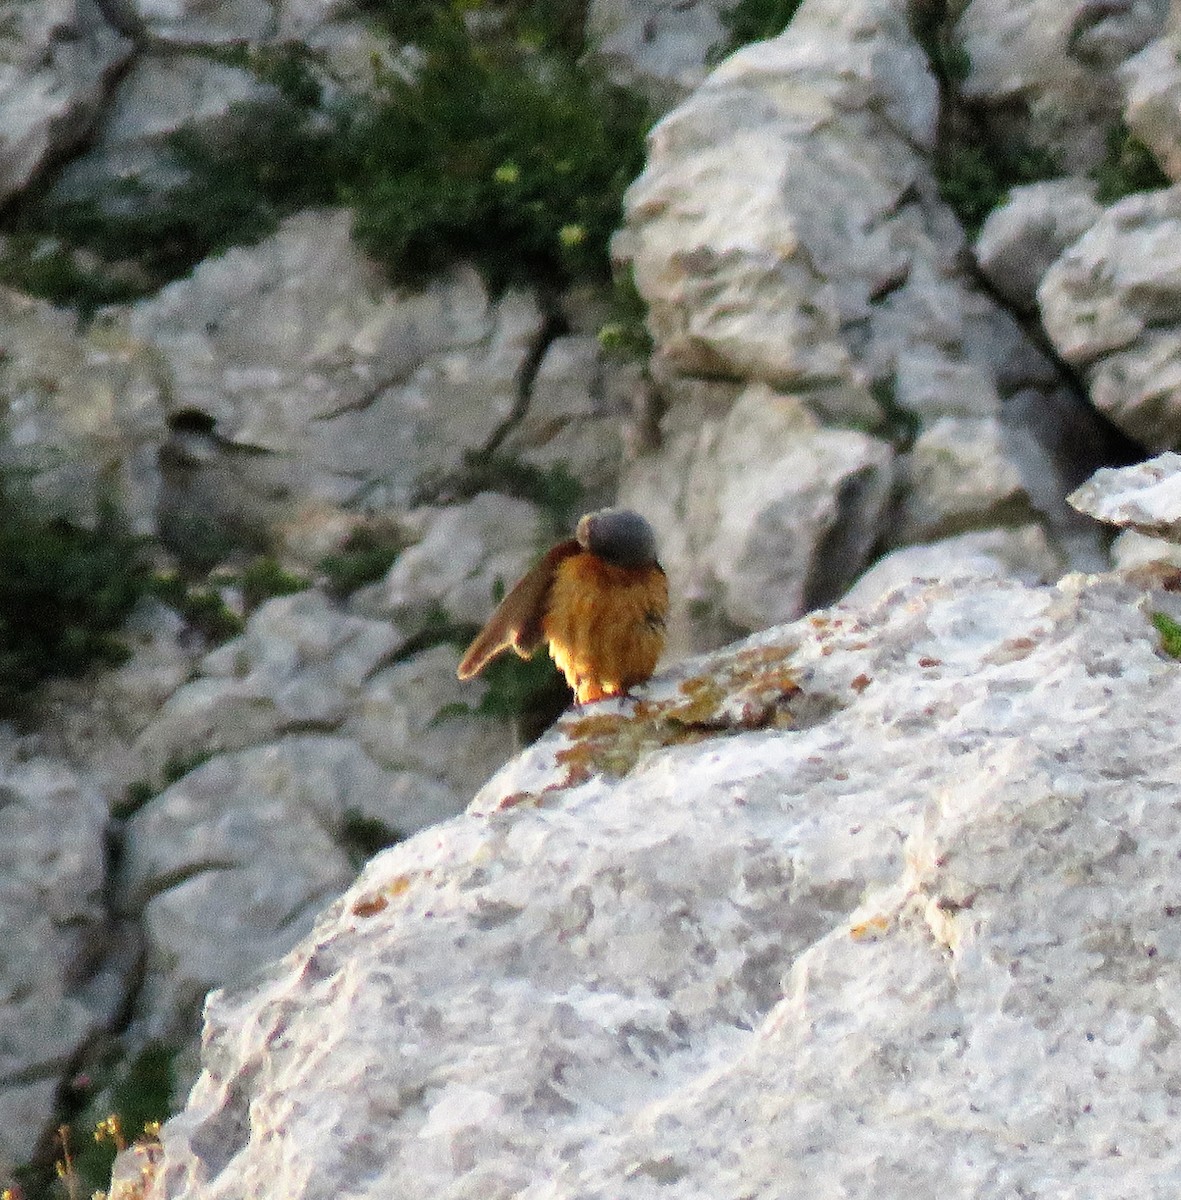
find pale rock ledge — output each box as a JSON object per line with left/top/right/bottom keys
{"left": 129, "top": 565, "right": 1181, "bottom": 1199}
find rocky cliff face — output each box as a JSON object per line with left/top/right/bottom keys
{"left": 6, "top": 0, "right": 1181, "bottom": 1190}
{"left": 126, "top": 543, "right": 1181, "bottom": 1199}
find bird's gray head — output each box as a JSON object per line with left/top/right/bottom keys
{"left": 576, "top": 508, "right": 659, "bottom": 568}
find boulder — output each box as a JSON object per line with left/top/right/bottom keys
{"left": 0, "top": 0, "right": 130, "bottom": 203}
{"left": 955, "top": 0, "right": 1166, "bottom": 172}
{"left": 1068, "top": 449, "right": 1181, "bottom": 539}
{"left": 622, "top": 384, "right": 893, "bottom": 654}
{"left": 1039, "top": 186, "right": 1181, "bottom": 450}
{"left": 0, "top": 757, "right": 113, "bottom": 1179}
{"left": 974, "top": 180, "right": 1103, "bottom": 313}
{"left": 130, "top": 563, "right": 1181, "bottom": 1198}
{"left": 127, "top": 209, "right": 552, "bottom": 551}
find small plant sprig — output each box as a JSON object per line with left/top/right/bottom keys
{"left": 1152, "top": 611, "right": 1181, "bottom": 659}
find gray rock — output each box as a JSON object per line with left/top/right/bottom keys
{"left": 119, "top": 734, "right": 452, "bottom": 1039}
{"left": 1120, "top": 30, "right": 1181, "bottom": 180}
{"left": 133, "top": 566, "right": 1181, "bottom": 1199}
{"left": 622, "top": 384, "right": 892, "bottom": 654}
{"left": 0, "top": 757, "right": 112, "bottom": 1178}
{"left": 956, "top": 0, "right": 1167, "bottom": 172}
{"left": 49, "top": 55, "right": 282, "bottom": 211}
{"left": 845, "top": 524, "right": 1064, "bottom": 607}
{"left": 896, "top": 416, "right": 1052, "bottom": 542}
{"left": 974, "top": 181, "right": 1104, "bottom": 313}
{"left": 0, "top": 287, "right": 167, "bottom": 531}
{"left": 349, "top": 643, "right": 517, "bottom": 800}
{"left": 133, "top": 589, "right": 401, "bottom": 784}
{"left": 1068, "top": 450, "right": 1181, "bottom": 539}
{"left": 1039, "top": 187, "right": 1181, "bottom": 449}
{"left": 587, "top": 0, "right": 728, "bottom": 107}
{"left": 0, "top": 0, "right": 131, "bottom": 203}
{"left": 356, "top": 493, "right": 543, "bottom": 631}
{"left": 128, "top": 209, "right": 550, "bottom": 550}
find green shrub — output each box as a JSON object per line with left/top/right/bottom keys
{"left": 712, "top": 0, "right": 805, "bottom": 57}
{"left": 933, "top": 134, "right": 1059, "bottom": 236}
{"left": 318, "top": 524, "right": 409, "bottom": 596}
{"left": 342, "top": 10, "right": 652, "bottom": 291}
{"left": 1093, "top": 121, "right": 1170, "bottom": 205}
{"left": 0, "top": 483, "right": 151, "bottom": 715}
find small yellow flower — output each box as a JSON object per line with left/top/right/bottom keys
{"left": 558, "top": 224, "right": 586, "bottom": 247}
{"left": 493, "top": 162, "right": 520, "bottom": 185}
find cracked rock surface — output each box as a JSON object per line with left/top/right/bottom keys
{"left": 140, "top": 564, "right": 1181, "bottom": 1199}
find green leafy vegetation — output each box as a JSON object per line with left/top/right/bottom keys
{"left": 711, "top": 0, "right": 805, "bottom": 58}
{"left": 910, "top": 0, "right": 971, "bottom": 88}
{"left": 339, "top": 808, "right": 402, "bottom": 870}
{"left": 343, "top": 10, "right": 651, "bottom": 291}
{"left": 0, "top": 483, "right": 152, "bottom": 717}
{"left": 1152, "top": 611, "right": 1181, "bottom": 659}
{"left": 1093, "top": 121, "right": 1170, "bottom": 205}
{"left": 2, "top": 3, "right": 652, "bottom": 313}
{"left": 597, "top": 268, "right": 654, "bottom": 362}
{"left": 932, "top": 134, "right": 1060, "bottom": 237}
{"left": 318, "top": 523, "right": 409, "bottom": 597}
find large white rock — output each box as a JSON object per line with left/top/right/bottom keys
{"left": 1039, "top": 186, "right": 1181, "bottom": 449}
{"left": 134, "top": 564, "right": 1181, "bottom": 1198}
{"left": 0, "top": 757, "right": 112, "bottom": 1179}
{"left": 0, "top": 0, "right": 130, "bottom": 203}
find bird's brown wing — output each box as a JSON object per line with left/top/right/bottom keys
{"left": 456, "top": 539, "right": 581, "bottom": 680}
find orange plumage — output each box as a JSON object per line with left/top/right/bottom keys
{"left": 457, "top": 508, "right": 668, "bottom": 706}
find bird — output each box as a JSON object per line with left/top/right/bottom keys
{"left": 457, "top": 507, "right": 668, "bottom": 705}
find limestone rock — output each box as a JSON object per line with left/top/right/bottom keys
{"left": 128, "top": 209, "right": 549, "bottom": 550}
{"left": 119, "top": 734, "right": 452, "bottom": 1039}
{"left": 0, "top": 287, "right": 167, "bottom": 531}
{"left": 974, "top": 181, "right": 1103, "bottom": 313}
{"left": 134, "top": 566, "right": 1181, "bottom": 1199}
{"left": 1068, "top": 449, "right": 1181, "bottom": 540}
{"left": 1039, "top": 187, "right": 1181, "bottom": 449}
{"left": 49, "top": 55, "right": 282, "bottom": 211}
{"left": 955, "top": 0, "right": 1166, "bottom": 172}
{"left": 618, "top": 0, "right": 1099, "bottom": 632}
{"left": 844, "top": 524, "right": 1064, "bottom": 607}
{"left": 1120, "top": 30, "right": 1181, "bottom": 180}
{"left": 499, "top": 334, "right": 627, "bottom": 508}
{"left": 132, "top": 589, "right": 401, "bottom": 784}
{"left": 0, "top": 0, "right": 131, "bottom": 203}
{"left": 622, "top": 384, "right": 892, "bottom": 654}
{"left": 0, "top": 757, "right": 113, "bottom": 1178}
{"left": 348, "top": 643, "right": 517, "bottom": 801}
{"left": 587, "top": 0, "right": 728, "bottom": 107}
{"left": 355, "top": 493, "right": 543, "bottom": 631}
{"left": 896, "top": 416, "right": 1050, "bottom": 542}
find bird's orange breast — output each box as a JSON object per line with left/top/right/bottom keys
{"left": 541, "top": 552, "right": 668, "bottom": 705}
